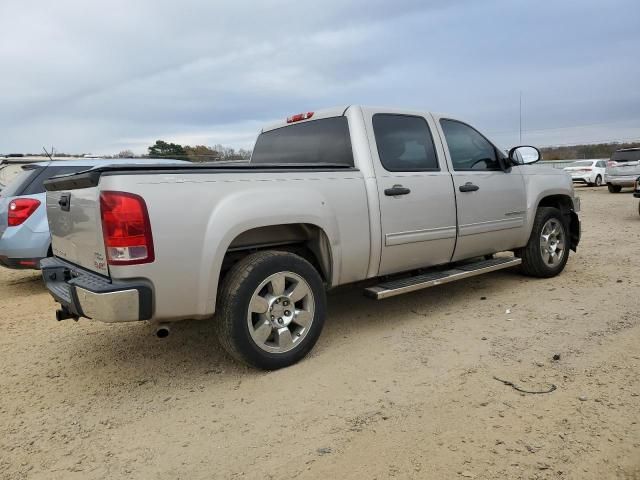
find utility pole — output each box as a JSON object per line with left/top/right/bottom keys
{"left": 519, "top": 91, "right": 522, "bottom": 144}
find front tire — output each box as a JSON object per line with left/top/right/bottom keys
{"left": 216, "top": 251, "right": 326, "bottom": 370}
{"left": 595, "top": 175, "right": 602, "bottom": 187}
{"left": 519, "top": 207, "right": 569, "bottom": 278}
{"left": 608, "top": 184, "right": 622, "bottom": 193}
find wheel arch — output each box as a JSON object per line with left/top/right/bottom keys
{"left": 534, "top": 194, "right": 580, "bottom": 252}
{"left": 222, "top": 223, "right": 334, "bottom": 284}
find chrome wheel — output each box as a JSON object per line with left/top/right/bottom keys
{"left": 539, "top": 218, "right": 565, "bottom": 267}
{"left": 595, "top": 175, "right": 602, "bottom": 187}
{"left": 246, "top": 271, "right": 315, "bottom": 354}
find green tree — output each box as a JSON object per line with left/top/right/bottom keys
{"left": 147, "top": 140, "right": 187, "bottom": 159}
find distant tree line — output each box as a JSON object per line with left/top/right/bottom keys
{"left": 145, "top": 140, "right": 251, "bottom": 162}
{"left": 540, "top": 142, "right": 640, "bottom": 160}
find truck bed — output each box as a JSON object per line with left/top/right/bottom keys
{"left": 43, "top": 162, "right": 356, "bottom": 192}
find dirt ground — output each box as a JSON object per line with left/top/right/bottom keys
{"left": 1, "top": 187, "right": 639, "bottom": 480}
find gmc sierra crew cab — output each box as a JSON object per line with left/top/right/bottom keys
{"left": 41, "top": 106, "right": 581, "bottom": 369}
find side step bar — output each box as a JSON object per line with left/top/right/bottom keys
{"left": 364, "top": 257, "right": 522, "bottom": 300}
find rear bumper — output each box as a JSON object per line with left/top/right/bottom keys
{"left": 605, "top": 175, "right": 637, "bottom": 186}
{"left": 40, "top": 257, "right": 153, "bottom": 323}
{"left": 571, "top": 177, "right": 589, "bottom": 183}
{"left": 0, "top": 227, "right": 50, "bottom": 263}
{"left": 570, "top": 174, "right": 595, "bottom": 184}
{"left": 0, "top": 256, "right": 43, "bottom": 269}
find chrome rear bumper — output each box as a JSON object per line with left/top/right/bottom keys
{"left": 40, "top": 257, "right": 153, "bottom": 323}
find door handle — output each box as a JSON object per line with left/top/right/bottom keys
{"left": 459, "top": 182, "right": 479, "bottom": 192}
{"left": 384, "top": 185, "right": 411, "bottom": 196}
{"left": 58, "top": 193, "right": 71, "bottom": 211}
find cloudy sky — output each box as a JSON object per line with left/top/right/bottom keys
{"left": 1, "top": 0, "right": 639, "bottom": 155}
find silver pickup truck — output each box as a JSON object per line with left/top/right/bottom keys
{"left": 41, "top": 106, "right": 581, "bottom": 369}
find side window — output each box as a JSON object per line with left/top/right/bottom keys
{"left": 440, "top": 119, "right": 501, "bottom": 171}
{"left": 597, "top": 161, "right": 606, "bottom": 168}
{"left": 372, "top": 114, "right": 439, "bottom": 172}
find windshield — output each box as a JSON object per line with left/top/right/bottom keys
{"left": 568, "top": 161, "right": 593, "bottom": 167}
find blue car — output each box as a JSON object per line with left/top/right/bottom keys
{"left": 0, "top": 158, "right": 187, "bottom": 269}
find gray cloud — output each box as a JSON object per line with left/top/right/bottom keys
{"left": 1, "top": 0, "right": 639, "bottom": 154}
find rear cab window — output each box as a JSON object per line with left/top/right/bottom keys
{"left": 251, "top": 117, "right": 354, "bottom": 166}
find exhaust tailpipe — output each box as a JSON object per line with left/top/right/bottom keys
{"left": 155, "top": 324, "right": 170, "bottom": 339}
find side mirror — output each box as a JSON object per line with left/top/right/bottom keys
{"left": 509, "top": 145, "right": 541, "bottom": 165}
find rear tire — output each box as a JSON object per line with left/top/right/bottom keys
{"left": 519, "top": 207, "right": 569, "bottom": 278}
{"left": 216, "top": 251, "right": 326, "bottom": 370}
{"left": 608, "top": 184, "right": 622, "bottom": 193}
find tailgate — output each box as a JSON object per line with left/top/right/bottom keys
{"left": 46, "top": 187, "right": 109, "bottom": 276}
{"left": 608, "top": 160, "right": 640, "bottom": 176}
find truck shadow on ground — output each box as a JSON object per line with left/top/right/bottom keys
{"left": 1, "top": 271, "right": 45, "bottom": 298}
{"left": 53, "top": 268, "right": 526, "bottom": 385}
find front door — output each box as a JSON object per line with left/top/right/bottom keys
{"left": 435, "top": 117, "right": 527, "bottom": 261}
{"left": 364, "top": 110, "right": 457, "bottom": 276}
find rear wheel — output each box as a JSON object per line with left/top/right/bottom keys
{"left": 519, "top": 207, "right": 569, "bottom": 278}
{"left": 594, "top": 175, "right": 602, "bottom": 187}
{"left": 608, "top": 184, "right": 622, "bottom": 193}
{"left": 216, "top": 250, "right": 326, "bottom": 370}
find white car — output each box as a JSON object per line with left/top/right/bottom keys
{"left": 563, "top": 159, "right": 607, "bottom": 186}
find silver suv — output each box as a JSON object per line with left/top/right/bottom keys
{"left": 605, "top": 148, "right": 640, "bottom": 193}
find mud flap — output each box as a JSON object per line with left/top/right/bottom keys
{"left": 569, "top": 211, "right": 580, "bottom": 252}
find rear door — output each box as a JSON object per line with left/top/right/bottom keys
{"left": 363, "top": 109, "right": 457, "bottom": 276}
{"left": 434, "top": 116, "right": 527, "bottom": 261}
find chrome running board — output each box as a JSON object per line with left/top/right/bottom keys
{"left": 364, "top": 257, "right": 522, "bottom": 300}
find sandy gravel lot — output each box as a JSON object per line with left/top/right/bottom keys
{"left": 1, "top": 187, "right": 639, "bottom": 480}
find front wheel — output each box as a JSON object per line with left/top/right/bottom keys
{"left": 594, "top": 175, "right": 602, "bottom": 187}
{"left": 519, "top": 207, "right": 569, "bottom": 278}
{"left": 216, "top": 251, "right": 326, "bottom": 370}
{"left": 608, "top": 184, "right": 622, "bottom": 193}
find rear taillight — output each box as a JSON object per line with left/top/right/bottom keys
{"left": 8, "top": 198, "right": 41, "bottom": 226}
{"left": 608, "top": 160, "right": 617, "bottom": 168}
{"left": 100, "top": 191, "right": 154, "bottom": 265}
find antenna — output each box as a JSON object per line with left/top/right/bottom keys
{"left": 42, "top": 146, "right": 54, "bottom": 161}
{"left": 519, "top": 91, "right": 523, "bottom": 144}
